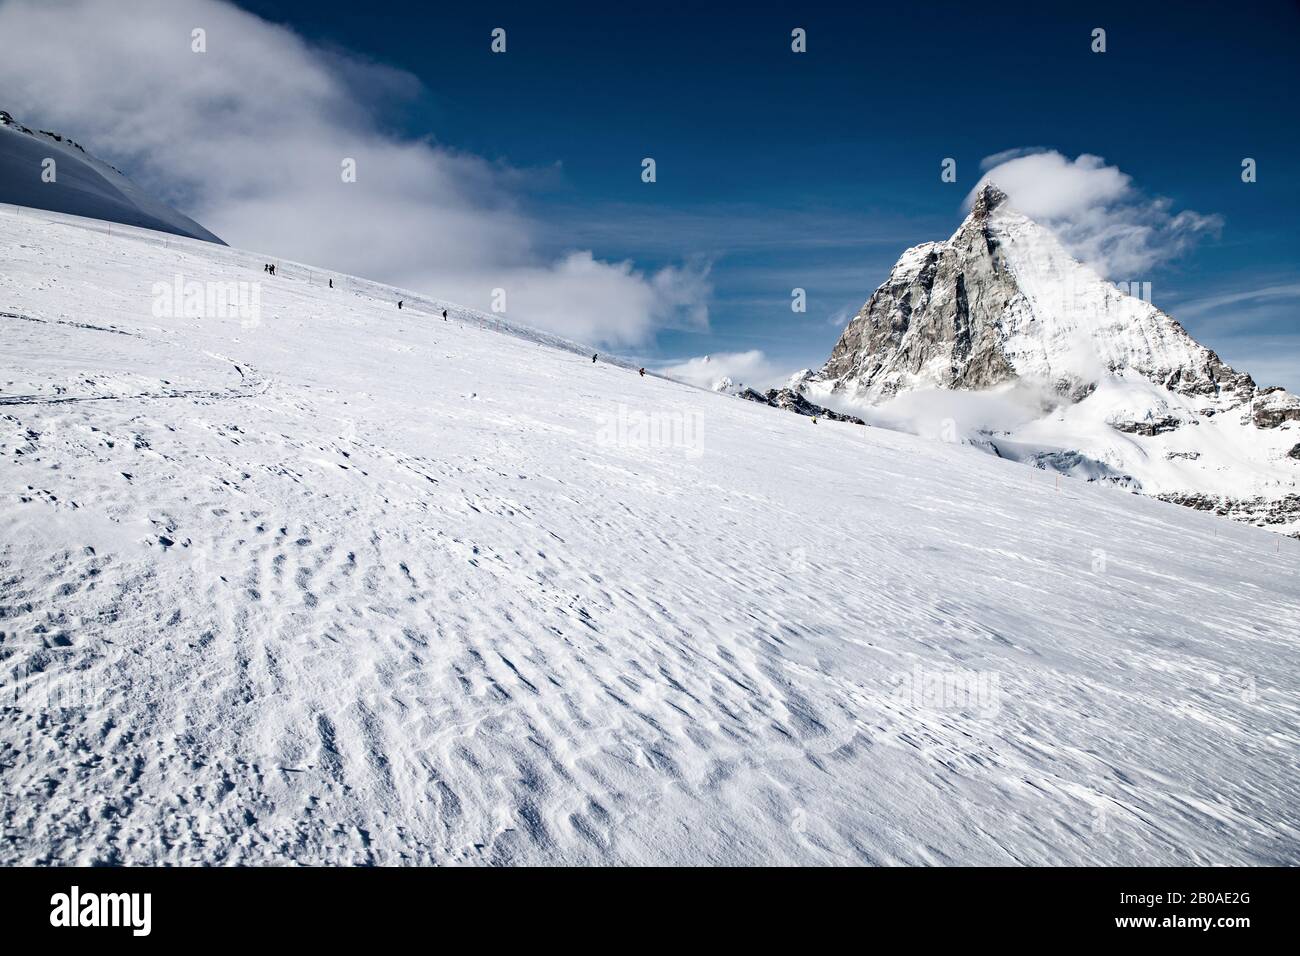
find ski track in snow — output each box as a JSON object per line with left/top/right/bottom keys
{"left": 1, "top": 208, "right": 1298, "bottom": 865}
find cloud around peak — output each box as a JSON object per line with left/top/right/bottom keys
{"left": 966, "top": 149, "right": 1222, "bottom": 278}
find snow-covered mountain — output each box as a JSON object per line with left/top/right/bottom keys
{"left": 796, "top": 184, "right": 1300, "bottom": 535}
{"left": 0, "top": 110, "right": 223, "bottom": 243}
{"left": 2, "top": 205, "right": 1298, "bottom": 866}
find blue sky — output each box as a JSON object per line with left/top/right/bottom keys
{"left": 3, "top": 0, "right": 1296, "bottom": 387}
{"left": 235, "top": 0, "right": 1300, "bottom": 386}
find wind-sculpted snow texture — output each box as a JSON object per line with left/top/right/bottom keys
{"left": 1, "top": 207, "right": 1298, "bottom": 865}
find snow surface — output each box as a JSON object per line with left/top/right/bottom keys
{"left": 2, "top": 206, "right": 1299, "bottom": 865}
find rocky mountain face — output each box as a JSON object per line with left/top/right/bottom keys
{"left": 820, "top": 186, "right": 1021, "bottom": 400}
{"left": 797, "top": 184, "right": 1300, "bottom": 534}
{"left": 738, "top": 386, "right": 865, "bottom": 425}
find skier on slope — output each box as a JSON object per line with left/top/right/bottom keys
{"left": 639, "top": 367, "right": 646, "bottom": 377}
{"left": 398, "top": 300, "right": 403, "bottom": 310}
{"left": 592, "top": 353, "right": 598, "bottom": 363}
{"left": 443, "top": 309, "right": 448, "bottom": 321}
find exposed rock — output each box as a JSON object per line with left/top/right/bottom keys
{"left": 738, "top": 386, "right": 865, "bottom": 425}
{"left": 766, "top": 388, "right": 866, "bottom": 424}
{"left": 1112, "top": 416, "right": 1184, "bottom": 437}
{"left": 1251, "top": 388, "right": 1300, "bottom": 428}
{"left": 820, "top": 187, "right": 1020, "bottom": 403}
{"left": 1157, "top": 492, "right": 1300, "bottom": 537}
{"left": 818, "top": 183, "right": 1259, "bottom": 407}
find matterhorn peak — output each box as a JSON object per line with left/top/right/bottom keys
{"left": 970, "top": 181, "right": 1010, "bottom": 219}
{"left": 799, "top": 189, "right": 1300, "bottom": 534}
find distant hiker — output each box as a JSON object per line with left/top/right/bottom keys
{"left": 329, "top": 278, "right": 333, "bottom": 289}
{"left": 398, "top": 300, "right": 403, "bottom": 310}
{"left": 639, "top": 367, "right": 646, "bottom": 377}
{"left": 269, "top": 264, "right": 276, "bottom": 276}
{"left": 592, "top": 353, "right": 598, "bottom": 363}
{"left": 442, "top": 309, "right": 448, "bottom": 321}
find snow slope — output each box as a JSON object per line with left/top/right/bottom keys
{"left": 2, "top": 206, "right": 1298, "bottom": 865}
{"left": 802, "top": 185, "right": 1300, "bottom": 535}
{"left": 0, "top": 111, "right": 223, "bottom": 244}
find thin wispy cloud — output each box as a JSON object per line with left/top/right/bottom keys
{"left": 0, "top": 0, "right": 709, "bottom": 347}
{"left": 1167, "top": 282, "right": 1300, "bottom": 321}
{"left": 1164, "top": 282, "right": 1300, "bottom": 382}
{"left": 1210, "top": 333, "right": 1300, "bottom": 392}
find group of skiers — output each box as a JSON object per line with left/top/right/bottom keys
{"left": 263, "top": 262, "right": 337, "bottom": 290}
{"left": 262, "top": 263, "right": 335, "bottom": 290}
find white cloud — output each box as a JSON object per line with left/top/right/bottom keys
{"left": 977, "top": 147, "right": 1052, "bottom": 171}
{"left": 857, "top": 383, "right": 1051, "bottom": 442}
{"left": 657, "top": 350, "right": 785, "bottom": 390}
{"left": 0, "top": 0, "right": 709, "bottom": 348}
{"left": 967, "top": 150, "right": 1222, "bottom": 277}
